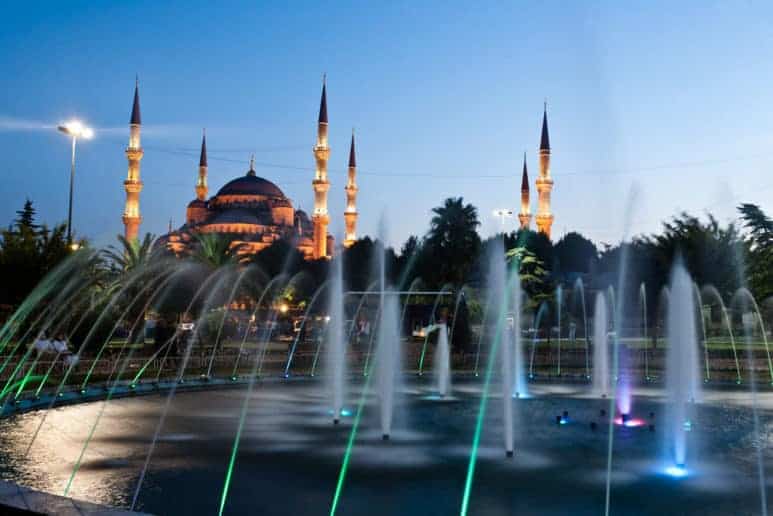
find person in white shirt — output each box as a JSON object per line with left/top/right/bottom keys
{"left": 34, "top": 332, "right": 52, "bottom": 355}
{"left": 52, "top": 333, "right": 78, "bottom": 366}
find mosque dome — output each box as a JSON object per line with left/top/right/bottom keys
{"left": 215, "top": 173, "right": 286, "bottom": 199}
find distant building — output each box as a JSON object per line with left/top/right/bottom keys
{"left": 518, "top": 103, "right": 555, "bottom": 239}
{"left": 121, "top": 77, "right": 360, "bottom": 259}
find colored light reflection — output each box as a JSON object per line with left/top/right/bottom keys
{"left": 327, "top": 408, "right": 353, "bottom": 417}
{"left": 664, "top": 465, "right": 688, "bottom": 478}
{"left": 613, "top": 416, "right": 645, "bottom": 428}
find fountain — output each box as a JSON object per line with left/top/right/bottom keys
{"left": 326, "top": 253, "right": 346, "bottom": 424}
{"left": 592, "top": 292, "right": 609, "bottom": 398}
{"left": 511, "top": 272, "right": 527, "bottom": 398}
{"left": 665, "top": 260, "right": 701, "bottom": 472}
{"left": 433, "top": 323, "right": 451, "bottom": 397}
{"left": 376, "top": 293, "right": 401, "bottom": 440}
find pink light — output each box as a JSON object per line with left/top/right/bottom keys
{"left": 613, "top": 416, "right": 645, "bottom": 428}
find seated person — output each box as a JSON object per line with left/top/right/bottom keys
{"left": 52, "top": 333, "right": 78, "bottom": 366}
{"left": 34, "top": 332, "right": 53, "bottom": 355}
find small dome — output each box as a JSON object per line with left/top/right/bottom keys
{"left": 216, "top": 174, "right": 286, "bottom": 198}
{"left": 187, "top": 199, "right": 207, "bottom": 208}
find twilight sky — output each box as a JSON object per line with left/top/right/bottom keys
{"left": 1, "top": 1, "right": 772, "bottom": 249}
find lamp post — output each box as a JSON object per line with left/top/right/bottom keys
{"left": 57, "top": 120, "right": 93, "bottom": 248}
{"left": 493, "top": 208, "right": 514, "bottom": 232}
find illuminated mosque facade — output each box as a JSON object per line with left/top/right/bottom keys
{"left": 120, "top": 78, "right": 358, "bottom": 259}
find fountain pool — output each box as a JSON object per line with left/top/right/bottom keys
{"left": 0, "top": 378, "right": 768, "bottom": 515}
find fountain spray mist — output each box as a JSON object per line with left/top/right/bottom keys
{"left": 327, "top": 253, "right": 346, "bottom": 424}
{"left": 511, "top": 271, "right": 526, "bottom": 398}
{"left": 376, "top": 293, "right": 401, "bottom": 439}
{"left": 434, "top": 324, "right": 451, "bottom": 397}
{"left": 593, "top": 293, "right": 609, "bottom": 398}
{"left": 665, "top": 260, "right": 701, "bottom": 469}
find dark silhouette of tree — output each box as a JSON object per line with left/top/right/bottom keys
{"left": 14, "top": 199, "right": 40, "bottom": 234}
{"left": 553, "top": 231, "right": 598, "bottom": 274}
{"left": 0, "top": 200, "right": 77, "bottom": 306}
{"left": 738, "top": 203, "right": 772, "bottom": 301}
{"left": 424, "top": 197, "right": 481, "bottom": 287}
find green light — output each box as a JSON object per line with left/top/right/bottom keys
{"left": 417, "top": 338, "right": 429, "bottom": 375}
{"left": 330, "top": 360, "right": 375, "bottom": 515}
{"left": 219, "top": 394, "right": 250, "bottom": 516}
{"left": 460, "top": 309, "right": 505, "bottom": 515}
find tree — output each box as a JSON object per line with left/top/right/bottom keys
{"left": 641, "top": 213, "right": 743, "bottom": 299}
{"left": 251, "top": 238, "right": 305, "bottom": 279}
{"left": 189, "top": 233, "right": 243, "bottom": 268}
{"left": 101, "top": 233, "right": 164, "bottom": 345}
{"left": 424, "top": 197, "right": 481, "bottom": 287}
{"left": 553, "top": 231, "right": 598, "bottom": 275}
{"left": 0, "top": 200, "right": 76, "bottom": 306}
{"left": 738, "top": 203, "right": 773, "bottom": 301}
{"left": 506, "top": 246, "right": 551, "bottom": 305}
{"left": 14, "top": 199, "right": 40, "bottom": 234}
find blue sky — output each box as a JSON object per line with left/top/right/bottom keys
{"left": 1, "top": 1, "right": 772, "bottom": 249}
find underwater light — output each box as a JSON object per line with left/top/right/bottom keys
{"left": 613, "top": 416, "right": 645, "bottom": 427}
{"left": 79, "top": 389, "right": 86, "bottom": 395}
{"left": 683, "top": 420, "right": 692, "bottom": 432}
{"left": 230, "top": 376, "right": 237, "bottom": 382}
{"left": 665, "top": 465, "right": 688, "bottom": 478}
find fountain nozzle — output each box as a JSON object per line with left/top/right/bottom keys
{"left": 506, "top": 450, "right": 514, "bottom": 458}
{"left": 333, "top": 418, "right": 340, "bottom": 425}
{"left": 382, "top": 434, "right": 390, "bottom": 441}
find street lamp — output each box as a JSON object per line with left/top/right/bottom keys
{"left": 57, "top": 120, "right": 94, "bottom": 247}
{"left": 492, "top": 208, "right": 514, "bottom": 232}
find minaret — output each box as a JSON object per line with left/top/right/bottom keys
{"left": 343, "top": 130, "right": 358, "bottom": 248}
{"left": 312, "top": 76, "right": 331, "bottom": 259}
{"left": 196, "top": 129, "right": 208, "bottom": 201}
{"left": 122, "top": 77, "right": 144, "bottom": 242}
{"left": 518, "top": 152, "right": 532, "bottom": 230}
{"left": 535, "top": 102, "right": 554, "bottom": 238}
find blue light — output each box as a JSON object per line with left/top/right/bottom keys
{"left": 327, "top": 408, "right": 353, "bottom": 418}
{"left": 664, "top": 465, "right": 688, "bottom": 478}
{"left": 559, "top": 418, "right": 568, "bottom": 425}
{"left": 683, "top": 420, "right": 692, "bottom": 432}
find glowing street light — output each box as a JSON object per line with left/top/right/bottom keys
{"left": 492, "top": 208, "right": 514, "bottom": 231}
{"left": 57, "top": 120, "right": 94, "bottom": 245}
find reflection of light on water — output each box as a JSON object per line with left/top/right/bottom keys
{"left": 664, "top": 465, "right": 688, "bottom": 478}
{"left": 327, "top": 408, "right": 352, "bottom": 417}
{"left": 613, "top": 416, "right": 645, "bottom": 428}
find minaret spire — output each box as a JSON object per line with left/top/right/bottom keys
{"left": 518, "top": 152, "right": 532, "bottom": 230}
{"left": 344, "top": 129, "right": 359, "bottom": 248}
{"left": 196, "top": 129, "right": 208, "bottom": 201}
{"left": 535, "top": 102, "right": 554, "bottom": 238}
{"left": 312, "top": 75, "right": 331, "bottom": 258}
{"left": 122, "top": 77, "right": 144, "bottom": 242}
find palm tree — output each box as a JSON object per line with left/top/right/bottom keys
{"left": 104, "top": 233, "right": 159, "bottom": 274}
{"left": 425, "top": 197, "right": 481, "bottom": 286}
{"left": 189, "top": 233, "right": 245, "bottom": 269}
{"left": 101, "top": 233, "right": 162, "bottom": 345}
